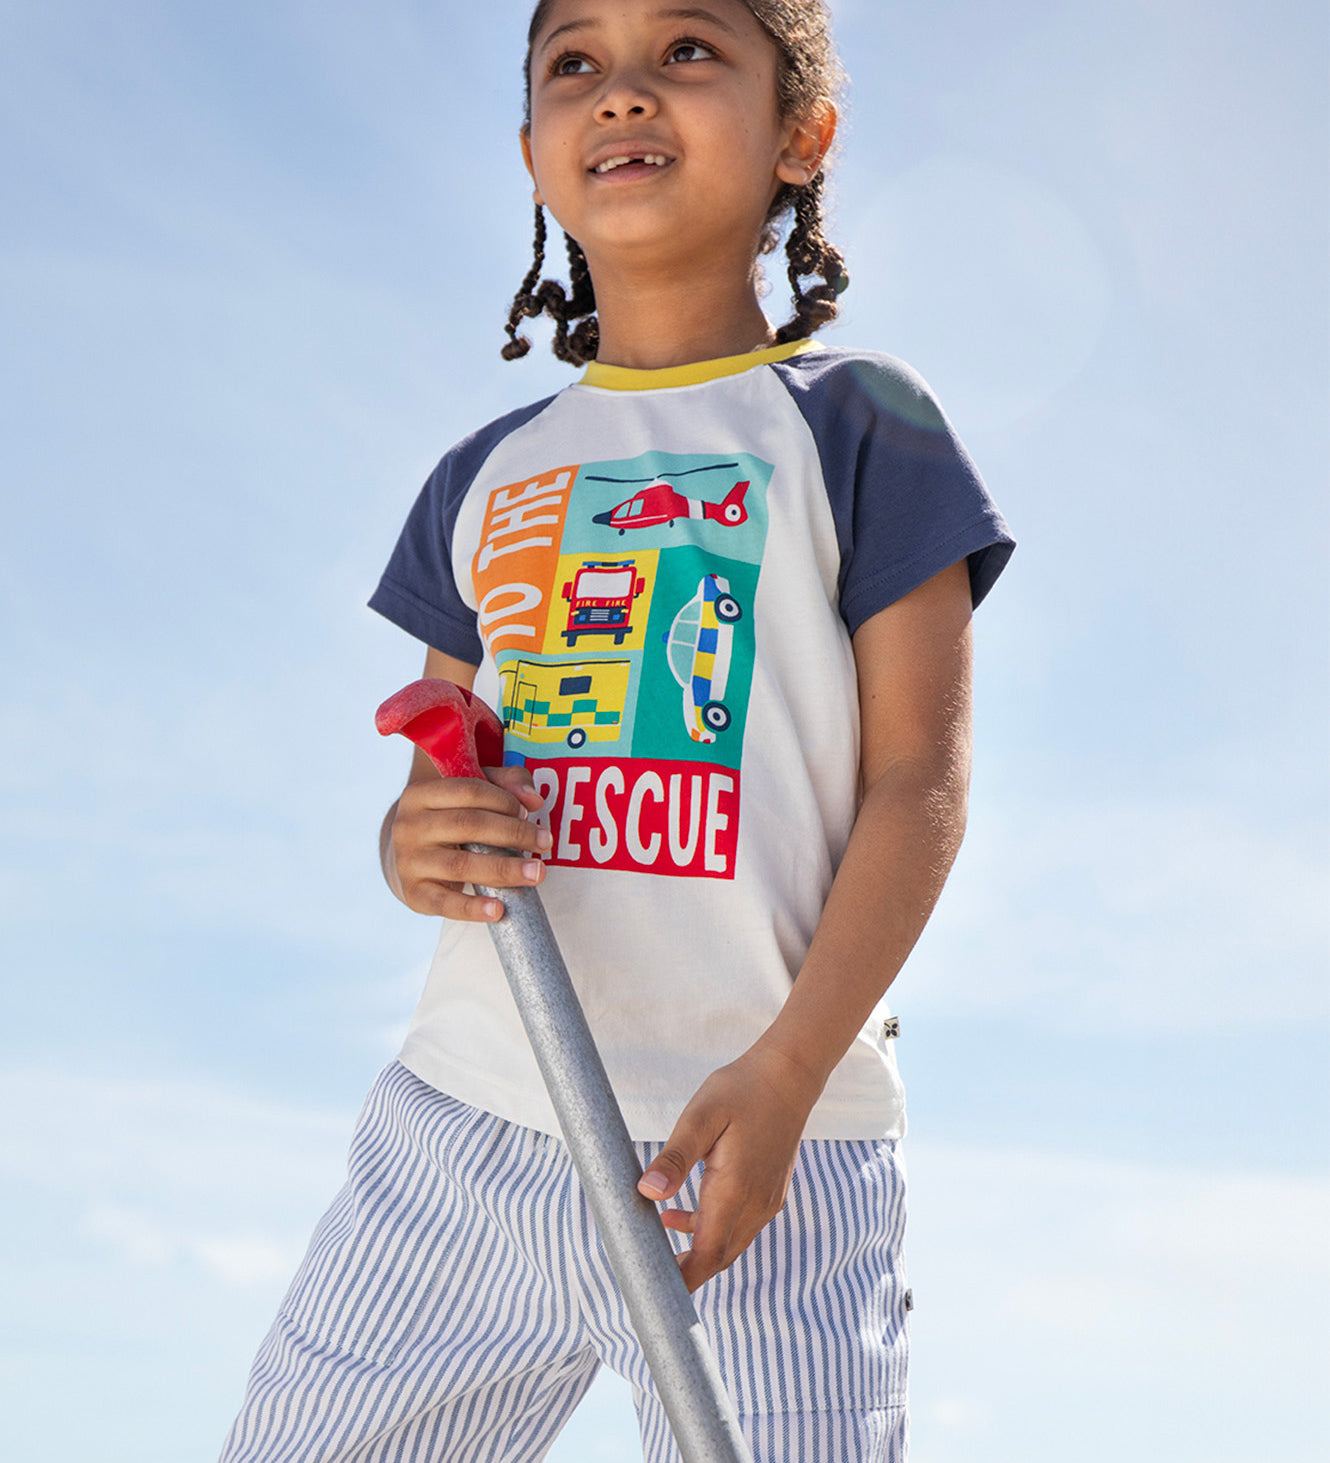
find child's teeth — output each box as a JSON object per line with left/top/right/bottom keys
{"left": 595, "top": 155, "right": 667, "bottom": 173}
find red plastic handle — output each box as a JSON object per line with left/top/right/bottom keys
{"left": 375, "top": 679, "right": 505, "bottom": 779}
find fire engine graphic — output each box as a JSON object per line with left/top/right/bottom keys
{"left": 662, "top": 574, "right": 742, "bottom": 743}
{"left": 592, "top": 480, "right": 749, "bottom": 534}
{"left": 499, "top": 658, "right": 632, "bottom": 749}
{"left": 561, "top": 560, "right": 646, "bottom": 646}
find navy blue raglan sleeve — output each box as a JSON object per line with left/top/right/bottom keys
{"left": 773, "top": 350, "right": 1014, "bottom": 633}
{"left": 368, "top": 396, "right": 557, "bottom": 662}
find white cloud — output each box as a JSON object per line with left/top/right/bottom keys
{"left": 80, "top": 1202, "right": 293, "bottom": 1285}
{"left": 922, "top": 1393, "right": 988, "bottom": 1436}
{"left": 906, "top": 1139, "right": 1330, "bottom": 1460}
{"left": 335, "top": 957, "right": 432, "bottom": 1059}
{"left": 0, "top": 1065, "right": 363, "bottom": 1458}
{"left": 909, "top": 792, "right": 1329, "bottom": 1034}
{"left": 0, "top": 1066, "right": 350, "bottom": 1226}
{"left": 0, "top": 668, "right": 413, "bottom": 951}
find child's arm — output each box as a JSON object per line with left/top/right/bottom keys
{"left": 380, "top": 646, "right": 551, "bottom": 921}
{"left": 638, "top": 558, "right": 975, "bottom": 1293}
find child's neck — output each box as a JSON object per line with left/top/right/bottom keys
{"left": 590, "top": 258, "right": 776, "bottom": 372}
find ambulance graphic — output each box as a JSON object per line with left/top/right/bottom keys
{"left": 561, "top": 560, "right": 646, "bottom": 646}
{"left": 499, "top": 658, "right": 632, "bottom": 749}
{"left": 662, "top": 574, "right": 743, "bottom": 743}
{"left": 593, "top": 480, "right": 749, "bottom": 534}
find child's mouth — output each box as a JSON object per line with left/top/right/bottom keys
{"left": 589, "top": 155, "right": 673, "bottom": 178}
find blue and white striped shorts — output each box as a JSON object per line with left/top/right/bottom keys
{"left": 220, "top": 1060, "right": 909, "bottom": 1462}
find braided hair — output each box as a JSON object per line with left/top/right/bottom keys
{"left": 501, "top": 207, "right": 600, "bottom": 364}
{"left": 773, "top": 171, "right": 848, "bottom": 344}
{"left": 504, "top": 0, "right": 847, "bottom": 364}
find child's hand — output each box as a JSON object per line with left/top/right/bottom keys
{"left": 636, "top": 1043, "right": 824, "bottom": 1293}
{"left": 385, "top": 765, "right": 551, "bottom": 922}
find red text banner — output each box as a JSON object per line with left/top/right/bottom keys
{"left": 524, "top": 757, "right": 740, "bottom": 880}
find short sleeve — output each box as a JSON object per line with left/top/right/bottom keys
{"left": 369, "top": 454, "right": 484, "bottom": 663}
{"left": 368, "top": 394, "right": 557, "bottom": 662}
{"left": 773, "top": 351, "right": 1014, "bottom": 633}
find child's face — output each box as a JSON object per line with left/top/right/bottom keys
{"left": 522, "top": 0, "right": 821, "bottom": 278}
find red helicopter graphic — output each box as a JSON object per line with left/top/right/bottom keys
{"left": 592, "top": 479, "right": 749, "bottom": 534}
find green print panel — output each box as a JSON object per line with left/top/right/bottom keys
{"left": 632, "top": 551, "right": 759, "bottom": 768}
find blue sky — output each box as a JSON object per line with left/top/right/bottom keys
{"left": 2, "top": 1, "right": 1326, "bottom": 1459}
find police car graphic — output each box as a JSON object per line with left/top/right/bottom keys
{"left": 662, "top": 573, "right": 743, "bottom": 743}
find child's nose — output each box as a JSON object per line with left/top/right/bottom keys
{"left": 595, "top": 70, "right": 659, "bottom": 121}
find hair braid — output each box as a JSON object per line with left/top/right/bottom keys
{"left": 564, "top": 235, "right": 601, "bottom": 364}
{"left": 500, "top": 204, "right": 549, "bottom": 361}
{"left": 775, "top": 174, "right": 848, "bottom": 344}
{"left": 499, "top": 208, "right": 600, "bottom": 365}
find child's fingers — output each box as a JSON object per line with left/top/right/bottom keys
{"left": 483, "top": 764, "right": 546, "bottom": 811}
{"left": 675, "top": 1186, "right": 742, "bottom": 1293}
{"left": 398, "top": 792, "right": 553, "bottom": 862}
{"left": 668, "top": 1154, "right": 778, "bottom": 1290}
{"left": 389, "top": 765, "right": 556, "bottom": 918}
{"left": 411, "top": 844, "right": 548, "bottom": 893}
{"left": 427, "top": 806, "right": 553, "bottom": 858}
{"left": 413, "top": 773, "right": 534, "bottom": 822}
{"left": 408, "top": 882, "right": 509, "bottom": 923}
{"left": 638, "top": 1122, "right": 717, "bottom": 1203}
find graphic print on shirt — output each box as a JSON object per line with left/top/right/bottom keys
{"left": 470, "top": 451, "right": 773, "bottom": 880}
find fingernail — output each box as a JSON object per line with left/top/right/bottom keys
{"left": 536, "top": 829, "right": 553, "bottom": 851}
{"left": 518, "top": 805, "right": 529, "bottom": 821}
{"left": 639, "top": 1172, "right": 668, "bottom": 1197}
{"left": 485, "top": 899, "right": 504, "bottom": 920}
{"left": 523, "top": 861, "right": 542, "bottom": 882}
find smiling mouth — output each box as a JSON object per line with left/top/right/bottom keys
{"left": 590, "top": 154, "right": 673, "bottom": 175}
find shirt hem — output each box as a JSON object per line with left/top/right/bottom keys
{"left": 397, "top": 1036, "right": 906, "bottom": 1143}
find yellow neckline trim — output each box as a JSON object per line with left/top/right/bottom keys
{"left": 580, "top": 338, "right": 821, "bottom": 391}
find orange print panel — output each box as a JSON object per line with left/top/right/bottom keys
{"left": 471, "top": 464, "right": 578, "bottom": 656}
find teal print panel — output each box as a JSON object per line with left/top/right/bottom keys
{"left": 633, "top": 551, "right": 760, "bottom": 767}
{"left": 564, "top": 451, "right": 772, "bottom": 564}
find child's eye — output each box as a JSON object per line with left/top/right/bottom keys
{"left": 665, "top": 38, "right": 716, "bottom": 64}
{"left": 551, "top": 52, "right": 594, "bottom": 76}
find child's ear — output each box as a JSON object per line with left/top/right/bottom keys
{"left": 776, "top": 102, "right": 837, "bottom": 187}
{"left": 519, "top": 128, "right": 545, "bottom": 206}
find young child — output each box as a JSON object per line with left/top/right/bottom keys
{"left": 220, "top": 2, "right": 1012, "bottom": 1459}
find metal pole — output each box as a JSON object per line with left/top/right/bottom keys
{"left": 468, "top": 854, "right": 753, "bottom": 1463}
{"left": 376, "top": 679, "right": 753, "bottom": 1462}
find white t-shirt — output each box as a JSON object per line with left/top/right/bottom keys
{"left": 370, "top": 339, "right": 1013, "bottom": 1139}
